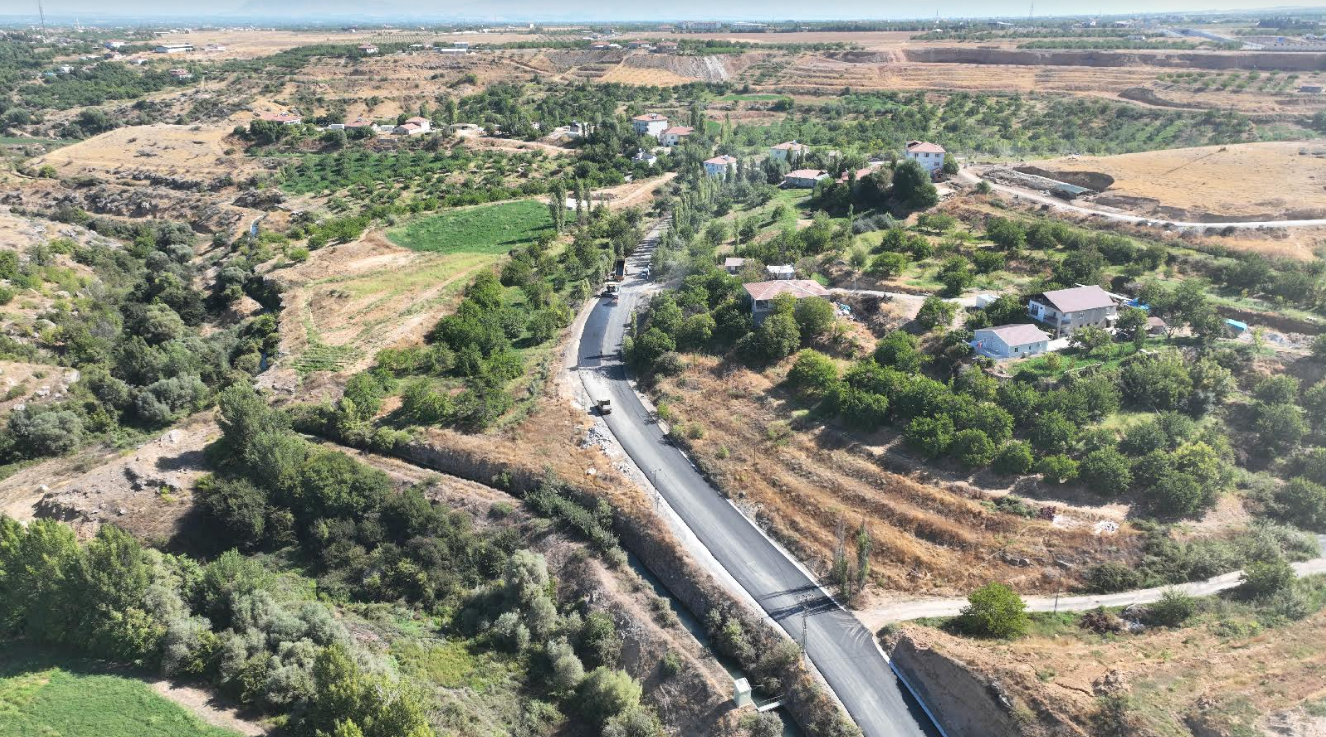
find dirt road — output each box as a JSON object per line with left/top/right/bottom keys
{"left": 860, "top": 534, "right": 1326, "bottom": 630}
{"left": 958, "top": 169, "right": 1326, "bottom": 230}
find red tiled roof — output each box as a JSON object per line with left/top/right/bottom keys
{"left": 785, "top": 169, "right": 827, "bottom": 180}
{"left": 662, "top": 126, "right": 693, "bottom": 135}
{"left": 705, "top": 155, "right": 737, "bottom": 166}
{"left": 633, "top": 113, "right": 667, "bottom": 122}
{"left": 839, "top": 167, "right": 874, "bottom": 182}
{"left": 405, "top": 116, "right": 428, "bottom": 124}
{"left": 906, "top": 140, "right": 945, "bottom": 154}
{"left": 744, "top": 280, "right": 830, "bottom": 302}
{"left": 772, "top": 141, "right": 808, "bottom": 150}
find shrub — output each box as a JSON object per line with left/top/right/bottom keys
{"left": 578, "top": 667, "right": 642, "bottom": 726}
{"left": 793, "top": 296, "right": 836, "bottom": 343}
{"left": 905, "top": 415, "right": 955, "bottom": 459}
{"left": 1276, "top": 477, "right": 1326, "bottom": 532}
{"left": 786, "top": 350, "right": 839, "bottom": 398}
{"left": 1147, "top": 588, "right": 1195, "bottom": 627}
{"left": 1083, "top": 562, "right": 1142, "bottom": 594}
{"left": 955, "top": 582, "right": 1028, "bottom": 638}
{"left": 915, "top": 296, "right": 956, "bottom": 331}
{"left": 873, "top": 331, "right": 924, "bottom": 372}
{"left": 952, "top": 429, "right": 995, "bottom": 469}
{"left": 1079, "top": 448, "right": 1133, "bottom": 497}
{"left": 993, "top": 441, "right": 1035, "bottom": 475}
{"left": 1037, "top": 454, "right": 1079, "bottom": 484}
{"left": 1238, "top": 556, "right": 1295, "bottom": 599}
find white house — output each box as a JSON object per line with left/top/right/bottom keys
{"left": 973, "top": 324, "right": 1051, "bottom": 359}
{"left": 723, "top": 257, "right": 747, "bottom": 274}
{"left": 104, "top": 40, "right": 126, "bottom": 49}
{"left": 660, "top": 126, "right": 693, "bottom": 146}
{"left": 168, "top": 68, "right": 192, "bottom": 79}
{"left": 783, "top": 169, "right": 829, "bottom": 188}
{"left": 1027, "top": 285, "right": 1117, "bottom": 336}
{"left": 904, "top": 140, "right": 946, "bottom": 175}
{"left": 703, "top": 155, "right": 738, "bottom": 177}
{"left": 632, "top": 149, "right": 657, "bottom": 166}
{"left": 155, "top": 43, "right": 193, "bottom": 53}
{"left": 743, "top": 280, "right": 831, "bottom": 323}
{"left": 394, "top": 122, "right": 427, "bottom": 136}
{"left": 769, "top": 141, "right": 809, "bottom": 161}
{"left": 631, "top": 113, "right": 669, "bottom": 138}
{"left": 404, "top": 116, "right": 431, "bottom": 132}
{"left": 766, "top": 265, "right": 795, "bottom": 280}
{"left": 358, "top": 44, "right": 379, "bottom": 54}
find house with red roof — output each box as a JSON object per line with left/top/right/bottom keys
{"left": 631, "top": 113, "right": 669, "bottom": 138}
{"left": 904, "top": 140, "right": 946, "bottom": 175}
{"left": 703, "top": 155, "right": 738, "bottom": 177}
{"left": 743, "top": 280, "right": 832, "bottom": 323}
{"left": 660, "top": 126, "right": 693, "bottom": 146}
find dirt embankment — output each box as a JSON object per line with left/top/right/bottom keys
{"left": 885, "top": 627, "right": 1091, "bottom": 737}
{"left": 904, "top": 46, "right": 1326, "bottom": 72}
{"left": 621, "top": 52, "right": 758, "bottom": 83}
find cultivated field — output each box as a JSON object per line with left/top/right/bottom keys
{"left": 1039, "top": 142, "right": 1326, "bottom": 223}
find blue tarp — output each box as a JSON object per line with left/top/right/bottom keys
{"left": 1225, "top": 319, "right": 1249, "bottom": 332}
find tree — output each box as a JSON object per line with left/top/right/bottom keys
{"left": 915, "top": 296, "right": 956, "bottom": 331}
{"left": 890, "top": 159, "right": 939, "bottom": 209}
{"left": 1276, "top": 477, "right": 1326, "bottom": 532}
{"left": 1079, "top": 448, "right": 1133, "bottom": 497}
{"left": 837, "top": 388, "right": 890, "bottom": 431}
{"left": 905, "top": 415, "right": 955, "bottom": 459}
{"left": 938, "top": 257, "right": 974, "bottom": 295}
{"left": 1037, "top": 454, "right": 1079, "bottom": 484}
{"left": 1253, "top": 375, "right": 1300, "bottom": 406}
{"left": 985, "top": 218, "right": 1026, "bottom": 250}
{"left": 868, "top": 252, "right": 909, "bottom": 279}
{"left": 786, "top": 350, "right": 839, "bottom": 398}
{"left": 741, "top": 311, "right": 801, "bottom": 365}
{"left": 993, "top": 441, "right": 1035, "bottom": 476}
{"left": 1254, "top": 402, "right": 1308, "bottom": 454}
{"left": 548, "top": 639, "right": 586, "bottom": 694}
{"left": 794, "top": 297, "right": 836, "bottom": 343}
{"left": 952, "top": 429, "right": 995, "bottom": 469}
{"left": 1118, "top": 352, "right": 1192, "bottom": 411}
{"left": 578, "top": 668, "right": 642, "bottom": 726}
{"left": 955, "top": 583, "right": 1028, "bottom": 638}
{"left": 873, "top": 331, "right": 924, "bottom": 372}
{"left": 1070, "top": 325, "right": 1111, "bottom": 354}
{"left": 1029, "top": 411, "right": 1076, "bottom": 455}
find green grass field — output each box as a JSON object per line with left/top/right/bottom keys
{"left": 0, "top": 644, "right": 240, "bottom": 737}
{"left": 386, "top": 200, "right": 554, "bottom": 254}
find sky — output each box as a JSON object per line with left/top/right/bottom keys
{"left": 1, "top": 0, "right": 1321, "bottom": 21}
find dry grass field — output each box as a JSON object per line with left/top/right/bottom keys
{"left": 1041, "top": 142, "right": 1326, "bottom": 222}
{"left": 31, "top": 124, "right": 258, "bottom": 180}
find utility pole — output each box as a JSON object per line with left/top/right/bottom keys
{"left": 37, "top": 0, "right": 47, "bottom": 42}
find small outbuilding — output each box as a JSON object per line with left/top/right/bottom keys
{"left": 973, "top": 324, "right": 1052, "bottom": 359}
{"left": 783, "top": 169, "right": 829, "bottom": 188}
{"left": 723, "top": 257, "right": 747, "bottom": 274}
{"left": 766, "top": 265, "right": 795, "bottom": 280}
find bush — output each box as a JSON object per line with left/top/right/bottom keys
{"left": 905, "top": 415, "right": 955, "bottom": 459}
{"left": 915, "top": 296, "right": 956, "bottom": 331}
{"left": 1276, "top": 477, "right": 1326, "bottom": 532}
{"left": 1239, "top": 556, "right": 1295, "bottom": 599}
{"left": 1147, "top": 588, "right": 1195, "bottom": 627}
{"left": 578, "top": 667, "right": 642, "bottom": 726}
{"left": 955, "top": 582, "right": 1028, "bottom": 638}
{"left": 993, "top": 441, "right": 1035, "bottom": 475}
{"left": 837, "top": 387, "right": 890, "bottom": 431}
{"left": 1079, "top": 448, "right": 1133, "bottom": 497}
{"left": 793, "top": 296, "right": 836, "bottom": 343}
{"left": 786, "top": 349, "right": 839, "bottom": 398}
{"left": 1037, "top": 454, "right": 1079, "bottom": 484}
{"left": 873, "top": 331, "right": 924, "bottom": 372}
{"left": 1083, "top": 562, "right": 1142, "bottom": 594}
{"left": 952, "top": 429, "right": 995, "bottom": 469}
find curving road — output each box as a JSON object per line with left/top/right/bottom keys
{"left": 861, "top": 534, "right": 1326, "bottom": 630}
{"left": 574, "top": 225, "right": 941, "bottom": 737}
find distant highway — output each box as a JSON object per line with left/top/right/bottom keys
{"left": 573, "top": 226, "right": 941, "bottom": 737}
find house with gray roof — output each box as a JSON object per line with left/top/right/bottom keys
{"left": 1027, "top": 285, "right": 1117, "bottom": 336}
{"left": 973, "top": 324, "right": 1051, "bottom": 359}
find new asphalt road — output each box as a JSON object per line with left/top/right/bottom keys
{"left": 574, "top": 228, "right": 941, "bottom": 737}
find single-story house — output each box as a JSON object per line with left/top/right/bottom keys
{"left": 632, "top": 149, "right": 657, "bottom": 166}
{"left": 769, "top": 141, "right": 809, "bottom": 161}
{"left": 438, "top": 47, "right": 467, "bottom": 55}
{"left": 704, "top": 155, "right": 738, "bottom": 177}
{"left": 743, "top": 280, "right": 831, "bottom": 323}
{"left": 394, "top": 122, "right": 426, "bottom": 136}
{"left": 973, "top": 324, "right": 1051, "bottom": 359}
{"left": 628, "top": 40, "right": 652, "bottom": 49}
{"left": 358, "top": 44, "right": 379, "bottom": 54}
{"left": 904, "top": 140, "right": 946, "bottom": 175}
{"left": 631, "top": 113, "right": 669, "bottom": 138}
{"left": 259, "top": 112, "right": 303, "bottom": 125}
{"left": 104, "top": 40, "right": 126, "bottom": 49}
{"left": 404, "top": 116, "right": 431, "bottom": 132}
{"left": 766, "top": 265, "right": 795, "bottom": 280}
{"left": 654, "top": 42, "right": 679, "bottom": 53}
{"left": 723, "top": 257, "right": 747, "bottom": 274}
{"left": 345, "top": 118, "right": 374, "bottom": 129}
{"left": 168, "top": 68, "right": 192, "bottom": 79}
{"left": 1027, "top": 285, "right": 1117, "bottom": 336}
{"left": 783, "top": 169, "right": 829, "bottom": 188}
{"left": 838, "top": 167, "right": 874, "bottom": 184}
{"left": 660, "top": 126, "right": 693, "bottom": 146}
{"left": 155, "top": 43, "right": 193, "bottom": 53}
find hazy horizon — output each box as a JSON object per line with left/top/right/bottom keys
{"left": 3, "top": 0, "right": 1325, "bottom": 23}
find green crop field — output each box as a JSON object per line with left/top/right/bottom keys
{"left": 387, "top": 200, "right": 554, "bottom": 255}
{"left": 0, "top": 645, "right": 240, "bottom": 737}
